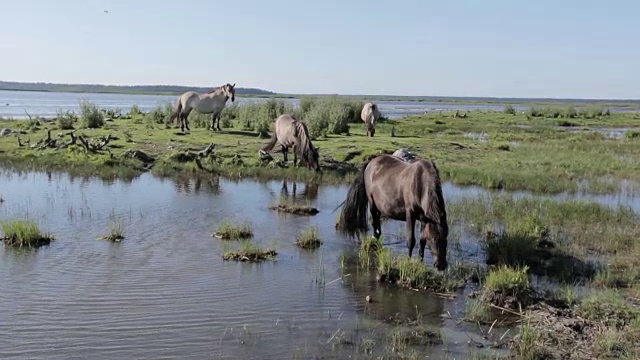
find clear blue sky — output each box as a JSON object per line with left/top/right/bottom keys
{"left": 1, "top": 0, "right": 638, "bottom": 98}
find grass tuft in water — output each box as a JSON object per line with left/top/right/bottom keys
{"left": 99, "top": 220, "right": 125, "bottom": 242}
{"left": 295, "top": 226, "right": 322, "bottom": 249}
{"left": 389, "top": 325, "right": 443, "bottom": 350}
{"left": 268, "top": 201, "right": 319, "bottom": 216}
{"left": 213, "top": 220, "right": 254, "bottom": 240}
{"left": 1, "top": 219, "right": 54, "bottom": 248}
{"left": 359, "top": 236, "right": 383, "bottom": 268}
{"left": 223, "top": 240, "right": 277, "bottom": 262}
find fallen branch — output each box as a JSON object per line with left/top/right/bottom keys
{"left": 57, "top": 130, "right": 78, "bottom": 149}
{"left": 171, "top": 143, "right": 216, "bottom": 163}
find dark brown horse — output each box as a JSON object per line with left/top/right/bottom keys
{"left": 336, "top": 154, "right": 449, "bottom": 271}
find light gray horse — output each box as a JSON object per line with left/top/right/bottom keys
{"left": 170, "top": 83, "right": 236, "bottom": 132}
{"left": 361, "top": 102, "right": 381, "bottom": 137}
{"left": 259, "top": 114, "right": 321, "bottom": 171}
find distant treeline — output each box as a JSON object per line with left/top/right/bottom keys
{"left": 0, "top": 81, "right": 275, "bottom": 96}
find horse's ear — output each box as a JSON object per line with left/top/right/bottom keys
{"left": 232, "top": 83, "right": 236, "bottom": 87}
{"left": 315, "top": 146, "right": 320, "bottom": 152}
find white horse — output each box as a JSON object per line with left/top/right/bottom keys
{"left": 170, "top": 83, "right": 236, "bottom": 132}
{"left": 361, "top": 102, "right": 381, "bottom": 137}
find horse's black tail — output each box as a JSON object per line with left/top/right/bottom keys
{"left": 260, "top": 130, "right": 278, "bottom": 152}
{"left": 170, "top": 101, "right": 182, "bottom": 126}
{"left": 336, "top": 159, "right": 371, "bottom": 238}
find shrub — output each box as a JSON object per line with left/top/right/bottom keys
{"left": 80, "top": 100, "right": 104, "bottom": 128}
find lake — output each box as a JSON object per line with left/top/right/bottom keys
{"left": 1, "top": 90, "right": 532, "bottom": 120}
{"left": 2, "top": 167, "right": 640, "bottom": 359}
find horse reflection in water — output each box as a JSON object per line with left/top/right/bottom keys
{"left": 279, "top": 180, "right": 320, "bottom": 201}
{"left": 172, "top": 175, "right": 221, "bottom": 195}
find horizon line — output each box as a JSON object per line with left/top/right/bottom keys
{"left": 1, "top": 80, "right": 639, "bottom": 102}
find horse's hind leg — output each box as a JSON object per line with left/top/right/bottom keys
{"left": 179, "top": 113, "right": 185, "bottom": 132}
{"left": 281, "top": 144, "right": 288, "bottom": 162}
{"left": 370, "top": 200, "right": 382, "bottom": 239}
{"left": 185, "top": 113, "right": 191, "bottom": 131}
{"left": 406, "top": 212, "right": 417, "bottom": 258}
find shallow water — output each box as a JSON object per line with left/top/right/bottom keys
{"left": 0, "top": 170, "right": 505, "bottom": 359}
{"left": 2, "top": 169, "right": 640, "bottom": 359}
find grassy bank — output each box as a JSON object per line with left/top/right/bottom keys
{"left": 1, "top": 98, "right": 640, "bottom": 194}
{"left": 446, "top": 193, "right": 640, "bottom": 358}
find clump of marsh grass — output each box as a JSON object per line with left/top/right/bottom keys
{"left": 99, "top": 220, "right": 125, "bottom": 242}
{"left": 79, "top": 100, "right": 104, "bottom": 128}
{"left": 360, "top": 238, "right": 464, "bottom": 293}
{"left": 213, "top": 220, "right": 253, "bottom": 240}
{"left": 389, "top": 325, "right": 443, "bottom": 351}
{"left": 222, "top": 240, "right": 277, "bottom": 262}
{"left": 1, "top": 219, "right": 54, "bottom": 248}
{"left": 358, "top": 236, "right": 383, "bottom": 268}
{"left": 503, "top": 105, "right": 517, "bottom": 115}
{"left": 56, "top": 109, "right": 77, "bottom": 130}
{"left": 295, "top": 226, "right": 322, "bottom": 249}
{"left": 480, "top": 265, "right": 533, "bottom": 309}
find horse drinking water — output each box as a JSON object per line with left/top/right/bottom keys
{"left": 259, "top": 114, "right": 321, "bottom": 172}
{"left": 170, "top": 83, "right": 236, "bottom": 132}
{"left": 361, "top": 102, "right": 381, "bottom": 137}
{"left": 336, "top": 154, "right": 448, "bottom": 271}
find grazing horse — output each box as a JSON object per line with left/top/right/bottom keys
{"left": 259, "top": 114, "right": 321, "bottom": 171}
{"left": 170, "top": 83, "right": 236, "bottom": 132}
{"left": 361, "top": 102, "right": 381, "bottom": 137}
{"left": 336, "top": 154, "right": 448, "bottom": 271}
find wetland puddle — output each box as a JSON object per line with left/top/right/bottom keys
{"left": 1, "top": 170, "right": 639, "bottom": 358}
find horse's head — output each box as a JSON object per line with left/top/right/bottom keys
{"left": 304, "top": 146, "right": 321, "bottom": 172}
{"left": 222, "top": 83, "right": 236, "bottom": 102}
{"left": 424, "top": 221, "right": 448, "bottom": 271}
{"left": 367, "top": 124, "right": 376, "bottom": 137}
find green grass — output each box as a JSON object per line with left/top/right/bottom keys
{"left": 1, "top": 219, "right": 54, "bottom": 248}
{"left": 295, "top": 226, "right": 322, "bottom": 249}
{"left": 449, "top": 194, "right": 640, "bottom": 286}
{"left": 213, "top": 220, "right": 254, "bottom": 240}
{"left": 480, "top": 265, "right": 533, "bottom": 309}
{"left": 222, "top": 240, "right": 277, "bottom": 262}
{"left": 357, "top": 237, "right": 466, "bottom": 293}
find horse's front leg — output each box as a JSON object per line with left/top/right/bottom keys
{"left": 406, "top": 212, "right": 416, "bottom": 258}
{"left": 418, "top": 221, "right": 427, "bottom": 260}
{"left": 292, "top": 145, "right": 298, "bottom": 167}
{"left": 216, "top": 113, "right": 222, "bottom": 131}
{"left": 210, "top": 113, "right": 216, "bottom": 131}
